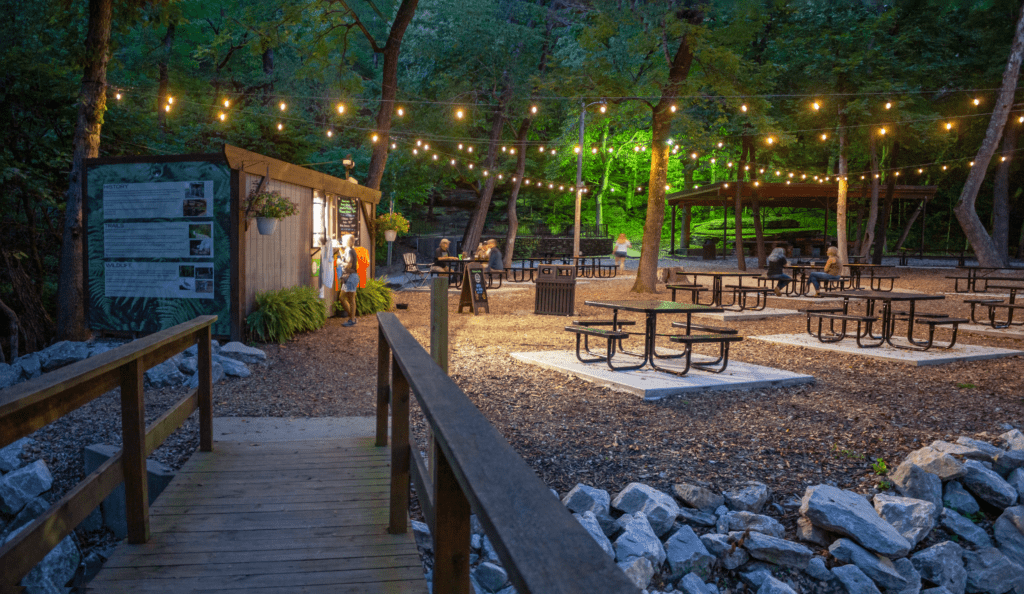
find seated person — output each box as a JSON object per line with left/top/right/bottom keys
{"left": 473, "top": 242, "right": 488, "bottom": 260}
{"left": 807, "top": 246, "right": 842, "bottom": 297}
{"left": 485, "top": 239, "right": 503, "bottom": 273}
{"left": 431, "top": 238, "right": 456, "bottom": 273}
{"left": 767, "top": 247, "right": 791, "bottom": 296}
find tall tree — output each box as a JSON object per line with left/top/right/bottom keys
{"left": 56, "top": 0, "right": 113, "bottom": 341}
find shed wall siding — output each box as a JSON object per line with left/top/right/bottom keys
{"left": 244, "top": 175, "right": 313, "bottom": 314}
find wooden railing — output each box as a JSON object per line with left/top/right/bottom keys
{"left": 376, "top": 312, "right": 639, "bottom": 594}
{"left": 0, "top": 316, "right": 216, "bottom": 593}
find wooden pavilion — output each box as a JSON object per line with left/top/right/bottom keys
{"left": 664, "top": 181, "right": 939, "bottom": 257}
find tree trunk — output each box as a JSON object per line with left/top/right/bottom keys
{"left": 836, "top": 109, "right": 849, "bottom": 270}
{"left": 504, "top": 117, "right": 533, "bottom": 268}
{"left": 682, "top": 206, "right": 691, "bottom": 251}
{"left": 363, "top": 0, "right": 420, "bottom": 191}
{"left": 872, "top": 140, "right": 900, "bottom": 264}
{"left": 631, "top": 11, "right": 703, "bottom": 293}
{"left": 57, "top": 0, "right": 112, "bottom": 342}
{"left": 860, "top": 135, "right": 880, "bottom": 258}
{"left": 461, "top": 98, "right": 507, "bottom": 255}
{"left": 992, "top": 112, "right": 1018, "bottom": 259}
{"left": 157, "top": 21, "right": 176, "bottom": 128}
{"left": 954, "top": 3, "right": 1024, "bottom": 267}
{"left": 595, "top": 126, "right": 615, "bottom": 236}
{"left": 733, "top": 149, "right": 746, "bottom": 270}
{"left": 893, "top": 199, "right": 927, "bottom": 251}
{"left": 0, "top": 296, "right": 19, "bottom": 363}
{"left": 732, "top": 141, "right": 748, "bottom": 269}
{"left": 748, "top": 139, "right": 766, "bottom": 268}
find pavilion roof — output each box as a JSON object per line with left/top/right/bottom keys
{"left": 665, "top": 182, "right": 938, "bottom": 208}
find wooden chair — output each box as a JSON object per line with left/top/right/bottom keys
{"left": 402, "top": 252, "right": 431, "bottom": 287}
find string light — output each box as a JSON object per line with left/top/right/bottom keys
{"left": 885, "top": 102, "right": 892, "bottom": 109}
{"left": 599, "top": 105, "right": 607, "bottom": 113}
{"left": 574, "top": 146, "right": 581, "bottom": 154}
{"left": 531, "top": 105, "right": 538, "bottom": 114}
{"left": 670, "top": 105, "right": 677, "bottom": 113}
{"left": 691, "top": 153, "right": 698, "bottom": 159}
{"left": 279, "top": 102, "right": 286, "bottom": 111}
{"left": 727, "top": 162, "right": 733, "bottom": 168}
{"left": 969, "top": 161, "right": 975, "bottom": 167}
{"left": 759, "top": 168, "right": 765, "bottom": 174}
{"left": 469, "top": 164, "right": 474, "bottom": 169}
{"left": 917, "top": 168, "right": 923, "bottom": 173}
{"left": 710, "top": 158, "right": 716, "bottom": 164}
{"left": 456, "top": 108, "right": 464, "bottom": 119}
{"left": 502, "top": 146, "right": 507, "bottom": 152}
{"left": 1001, "top": 156, "right": 1008, "bottom": 162}
{"left": 416, "top": 140, "right": 422, "bottom": 146}
{"left": 451, "top": 159, "right": 456, "bottom": 165}
{"left": 326, "top": 130, "right": 332, "bottom": 137}
{"left": 634, "top": 146, "right": 640, "bottom": 152}
{"left": 397, "top": 107, "right": 405, "bottom": 116}
{"left": 766, "top": 137, "right": 774, "bottom": 145}
{"left": 412, "top": 148, "right": 418, "bottom": 155}
{"left": 591, "top": 148, "right": 598, "bottom": 154}
{"left": 115, "top": 92, "right": 122, "bottom": 100}
{"left": 717, "top": 142, "right": 723, "bottom": 148}
{"left": 372, "top": 134, "right": 378, "bottom": 142}
{"left": 1019, "top": 116, "right": 1024, "bottom": 123}
{"left": 167, "top": 97, "right": 174, "bottom": 104}
{"left": 942, "top": 165, "right": 947, "bottom": 170}
{"left": 812, "top": 101, "right": 820, "bottom": 111}
{"left": 223, "top": 99, "right": 230, "bottom": 108}
{"left": 775, "top": 170, "right": 781, "bottom": 176}
{"left": 539, "top": 146, "right": 545, "bottom": 153}
{"left": 973, "top": 98, "right": 981, "bottom": 106}
{"left": 164, "top": 104, "right": 171, "bottom": 112}
{"left": 432, "top": 154, "right": 438, "bottom": 160}
{"left": 550, "top": 149, "right": 556, "bottom": 155}
{"left": 946, "top": 122, "right": 953, "bottom": 130}
{"left": 724, "top": 183, "right": 729, "bottom": 189}
{"left": 277, "top": 123, "right": 283, "bottom": 130}
{"left": 468, "top": 146, "right": 473, "bottom": 153}
{"left": 510, "top": 148, "right": 516, "bottom": 154}
{"left": 391, "top": 143, "right": 397, "bottom": 149}
{"left": 879, "top": 127, "right": 887, "bottom": 135}
{"left": 741, "top": 104, "right": 748, "bottom": 112}
{"left": 218, "top": 112, "right": 225, "bottom": 121}
{"left": 821, "top": 133, "right": 827, "bottom": 141}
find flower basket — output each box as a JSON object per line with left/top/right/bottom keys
{"left": 384, "top": 229, "right": 398, "bottom": 242}
{"left": 256, "top": 217, "right": 278, "bottom": 235}
{"left": 374, "top": 212, "right": 410, "bottom": 248}
{"left": 245, "top": 190, "right": 298, "bottom": 236}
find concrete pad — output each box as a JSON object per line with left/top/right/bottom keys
{"left": 957, "top": 324, "right": 1024, "bottom": 340}
{"left": 214, "top": 417, "right": 378, "bottom": 442}
{"left": 943, "top": 292, "right": 1012, "bottom": 299}
{"left": 748, "top": 334, "right": 1023, "bottom": 366}
{"left": 693, "top": 307, "right": 804, "bottom": 322}
{"left": 511, "top": 350, "right": 814, "bottom": 401}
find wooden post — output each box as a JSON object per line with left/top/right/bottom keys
{"left": 376, "top": 325, "right": 390, "bottom": 447}
{"left": 197, "top": 328, "right": 213, "bottom": 452}
{"left": 670, "top": 204, "right": 677, "bottom": 256}
{"left": 430, "top": 277, "right": 449, "bottom": 373}
{"left": 120, "top": 358, "right": 149, "bottom": 544}
{"left": 387, "top": 357, "right": 410, "bottom": 534}
{"left": 432, "top": 442, "right": 471, "bottom": 594}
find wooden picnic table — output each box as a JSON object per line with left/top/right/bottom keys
{"left": 828, "top": 290, "right": 957, "bottom": 351}
{"left": 580, "top": 300, "right": 729, "bottom": 375}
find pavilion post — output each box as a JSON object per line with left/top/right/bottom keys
{"left": 670, "top": 204, "right": 677, "bottom": 256}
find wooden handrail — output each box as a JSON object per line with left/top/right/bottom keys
{"left": 0, "top": 316, "right": 216, "bottom": 593}
{"left": 376, "top": 312, "right": 639, "bottom": 594}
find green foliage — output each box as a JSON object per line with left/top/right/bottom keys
{"left": 354, "top": 277, "right": 393, "bottom": 316}
{"left": 872, "top": 458, "right": 888, "bottom": 476}
{"left": 246, "top": 285, "right": 326, "bottom": 344}
{"left": 374, "top": 212, "right": 411, "bottom": 248}
{"left": 957, "top": 382, "right": 976, "bottom": 389}
{"left": 245, "top": 191, "right": 298, "bottom": 220}
{"left": 877, "top": 480, "right": 893, "bottom": 491}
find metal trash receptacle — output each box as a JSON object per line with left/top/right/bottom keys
{"left": 534, "top": 264, "right": 576, "bottom": 315}
{"left": 702, "top": 239, "right": 717, "bottom": 260}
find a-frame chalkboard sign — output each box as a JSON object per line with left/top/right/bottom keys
{"left": 458, "top": 263, "right": 489, "bottom": 314}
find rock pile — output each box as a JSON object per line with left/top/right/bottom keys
{"left": 409, "top": 429, "right": 1024, "bottom": 594}
{"left": 0, "top": 339, "right": 267, "bottom": 392}
{"left": 0, "top": 438, "right": 80, "bottom": 593}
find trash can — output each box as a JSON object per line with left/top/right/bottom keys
{"left": 534, "top": 265, "right": 576, "bottom": 315}
{"left": 702, "top": 239, "right": 717, "bottom": 260}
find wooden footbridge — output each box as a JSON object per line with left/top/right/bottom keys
{"left": 0, "top": 314, "right": 639, "bottom": 594}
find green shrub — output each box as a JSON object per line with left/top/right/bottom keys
{"left": 354, "top": 276, "right": 393, "bottom": 316}
{"left": 246, "top": 285, "right": 326, "bottom": 344}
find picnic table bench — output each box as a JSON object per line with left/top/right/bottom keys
{"left": 666, "top": 283, "right": 708, "bottom": 304}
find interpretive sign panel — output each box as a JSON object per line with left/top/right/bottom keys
{"left": 84, "top": 157, "right": 231, "bottom": 336}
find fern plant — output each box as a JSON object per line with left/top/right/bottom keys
{"left": 246, "top": 285, "right": 327, "bottom": 344}
{"left": 354, "top": 276, "right": 393, "bottom": 316}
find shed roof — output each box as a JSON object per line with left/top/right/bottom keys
{"left": 223, "top": 145, "right": 381, "bottom": 204}
{"left": 665, "top": 182, "right": 937, "bottom": 208}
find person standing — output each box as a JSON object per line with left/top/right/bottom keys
{"left": 766, "top": 247, "right": 791, "bottom": 296}
{"left": 613, "top": 233, "right": 632, "bottom": 272}
{"left": 338, "top": 234, "right": 359, "bottom": 327}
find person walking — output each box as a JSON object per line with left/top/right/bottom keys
{"left": 338, "top": 234, "right": 359, "bottom": 326}
{"left": 766, "top": 247, "right": 791, "bottom": 296}
{"left": 613, "top": 233, "right": 632, "bottom": 272}
{"left": 806, "top": 246, "right": 843, "bottom": 297}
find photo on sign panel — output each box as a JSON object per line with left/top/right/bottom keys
{"left": 188, "top": 223, "right": 212, "bottom": 239}
{"left": 186, "top": 182, "right": 206, "bottom": 198}
{"left": 195, "top": 280, "right": 214, "bottom": 294}
{"left": 189, "top": 239, "right": 211, "bottom": 256}
{"left": 179, "top": 265, "right": 195, "bottom": 277}
{"left": 182, "top": 198, "right": 207, "bottom": 217}
{"left": 195, "top": 266, "right": 213, "bottom": 280}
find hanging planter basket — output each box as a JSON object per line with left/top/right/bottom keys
{"left": 256, "top": 217, "right": 278, "bottom": 236}
{"left": 384, "top": 229, "right": 398, "bottom": 242}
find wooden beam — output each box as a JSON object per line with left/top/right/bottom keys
{"left": 223, "top": 145, "right": 381, "bottom": 205}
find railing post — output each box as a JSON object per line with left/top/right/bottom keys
{"left": 432, "top": 442, "right": 471, "bottom": 594}
{"left": 387, "top": 356, "right": 410, "bottom": 534}
{"left": 120, "top": 358, "right": 149, "bottom": 544}
{"left": 376, "top": 325, "right": 390, "bottom": 447}
{"left": 197, "top": 327, "right": 213, "bottom": 453}
{"left": 428, "top": 276, "right": 449, "bottom": 476}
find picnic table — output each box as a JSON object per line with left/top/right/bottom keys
{"left": 572, "top": 300, "right": 737, "bottom": 375}
{"left": 974, "top": 284, "right": 1024, "bottom": 328}
{"left": 687, "top": 271, "right": 763, "bottom": 308}
{"left": 435, "top": 258, "right": 496, "bottom": 288}
{"left": 845, "top": 263, "right": 898, "bottom": 291}
{"left": 811, "top": 290, "right": 963, "bottom": 351}
{"left": 947, "top": 266, "right": 1023, "bottom": 293}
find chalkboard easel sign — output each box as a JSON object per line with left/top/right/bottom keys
{"left": 458, "top": 263, "right": 489, "bottom": 315}
{"left": 337, "top": 197, "right": 359, "bottom": 243}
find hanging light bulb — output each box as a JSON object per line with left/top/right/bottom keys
{"left": 634, "top": 146, "right": 640, "bottom": 152}
{"left": 741, "top": 104, "right": 748, "bottom": 112}
{"left": 812, "top": 101, "right": 820, "bottom": 111}
{"left": 458, "top": 143, "right": 463, "bottom": 150}
{"left": 691, "top": 153, "right": 698, "bottom": 159}
{"left": 337, "top": 104, "right": 345, "bottom": 114}
{"left": 918, "top": 168, "right": 923, "bottom": 173}
{"left": 1001, "top": 156, "right": 1008, "bottom": 162}
{"left": 277, "top": 122, "right": 283, "bottom": 130}
{"left": 717, "top": 141, "right": 723, "bottom": 148}
{"left": 710, "top": 158, "right": 716, "bottom": 164}
{"left": 391, "top": 143, "right": 397, "bottom": 149}
{"left": 451, "top": 159, "right": 456, "bottom": 165}
{"left": 727, "top": 162, "right": 733, "bottom": 168}
{"left": 372, "top": 133, "right": 378, "bottom": 142}
{"left": 397, "top": 107, "right": 405, "bottom": 116}
{"left": 531, "top": 105, "right": 538, "bottom": 114}
{"left": 788, "top": 172, "right": 794, "bottom": 178}
{"left": 326, "top": 130, "right": 333, "bottom": 137}
{"left": 885, "top": 101, "right": 892, "bottom": 109}
{"left": 665, "top": 184, "right": 670, "bottom": 190}
{"left": 223, "top": 99, "right": 230, "bottom": 108}
{"left": 416, "top": 140, "right": 422, "bottom": 146}
{"left": 164, "top": 104, "right": 171, "bottom": 112}
{"left": 802, "top": 174, "right": 807, "bottom": 179}
{"left": 456, "top": 108, "right": 464, "bottom": 119}
{"left": 539, "top": 146, "right": 545, "bottom": 153}
{"left": 483, "top": 170, "right": 488, "bottom": 176}
{"left": 724, "top": 183, "right": 729, "bottom": 189}
{"left": 502, "top": 146, "right": 507, "bottom": 152}
{"left": 786, "top": 180, "right": 791, "bottom": 185}
{"left": 469, "top": 163, "right": 474, "bottom": 169}
{"left": 607, "top": 147, "right": 612, "bottom": 153}
{"left": 115, "top": 92, "right": 122, "bottom": 100}
{"left": 599, "top": 104, "right": 606, "bottom": 113}
{"left": 412, "top": 149, "right": 418, "bottom": 155}
{"left": 574, "top": 146, "right": 581, "bottom": 154}
{"left": 550, "top": 149, "right": 556, "bottom": 155}
{"left": 754, "top": 181, "right": 760, "bottom": 187}
{"left": 942, "top": 165, "right": 947, "bottom": 170}
{"left": 167, "top": 96, "right": 174, "bottom": 104}
{"left": 467, "top": 146, "right": 473, "bottom": 153}
{"left": 218, "top": 112, "right": 225, "bottom": 121}
{"left": 549, "top": 183, "right": 553, "bottom": 188}
{"left": 432, "top": 154, "right": 438, "bottom": 160}
{"left": 670, "top": 104, "right": 677, "bottom": 113}
{"left": 279, "top": 102, "right": 286, "bottom": 111}
{"left": 591, "top": 147, "right": 598, "bottom": 154}
{"left": 879, "top": 127, "right": 887, "bottom": 135}
{"left": 973, "top": 98, "right": 981, "bottom": 106}
{"left": 969, "top": 161, "right": 975, "bottom": 167}
{"left": 498, "top": 174, "right": 502, "bottom": 179}
{"left": 821, "top": 133, "right": 828, "bottom": 141}
{"left": 423, "top": 144, "right": 429, "bottom": 150}
{"left": 744, "top": 165, "right": 750, "bottom": 171}
{"left": 775, "top": 170, "right": 781, "bottom": 176}
{"left": 510, "top": 148, "right": 516, "bottom": 154}
{"left": 766, "top": 137, "right": 774, "bottom": 145}
{"left": 1019, "top": 116, "right": 1024, "bottom": 124}
{"left": 946, "top": 122, "right": 953, "bottom": 131}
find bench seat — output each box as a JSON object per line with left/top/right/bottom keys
{"left": 565, "top": 325, "right": 635, "bottom": 370}
{"left": 670, "top": 321, "right": 738, "bottom": 335}
{"left": 666, "top": 283, "right": 707, "bottom": 304}
{"left": 985, "top": 302, "right": 1024, "bottom": 329}
{"left": 662, "top": 334, "right": 743, "bottom": 374}
{"left": 806, "top": 312, "right": 880, "bottom": 346}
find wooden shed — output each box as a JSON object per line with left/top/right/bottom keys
{"left": 83, "top": 145, "right": 381, "bottom": 342}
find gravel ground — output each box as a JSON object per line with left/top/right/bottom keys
{"left": 18, "top": 257, "right": 1024, "bottom": 574}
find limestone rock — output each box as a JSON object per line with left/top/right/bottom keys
{"left": 724, "top": 481, "right": 770, "bottom": 513}
{"left": 873, "top": 493, "right": 936, "bottom": 547}
{"left": 716, "top": 510, "right": 785, "bottom": 539}
{"left": 0, "top": 459, "right": 52, "bottom": 515}
{"left": 5, "top": 527, "right": 79, "bottom": 594}
{"left": 892, "top": 557, "right": 922, "bottom": 594}
{"left": 993, "top": 506, "right": 1024, "bottom": 567}
{"left": 960, "top": 460, "right": 1018, "bottom": 509}
{"left": 0, "top": 363, "right": 20, "bottom": 390}
{"left": 900, "top": 447, "right": 965, "bottom": 481}
{"left": 0, "top": 438, "right": 35, "bottom": 473}
{"left": 219, "top": 341, "right": 266, "bottom": 364}
{"left": 800, "top": 485, "right": 912, "bottom": 558}
{"left": 674, "top": 482, "right": 725, "bottom": 513}
{"left": 564, "top": 484, "right": 615, "bottom": 534}
{"left": 0, "top": 496, "right": 48, "bottom": 542}
{"left": 678, "top": 572, "right": 714, "bottom": 594}
{"left": 574, "top": 511, "right": 614, "bottom": 558}
{"left": 612, "top": 483, "right": 679, "bottom": 537}
{"left": 677, "top": 506, "right": 718, "bottom": 527}
{"left": 999, "top": 430, "right": 1024, "bottom": 452}
{"left": 613, "top": 512, "right": 666, "bottom": 567}
{"left": 940, "top": 508, "right": 992, "bottom": 549}
{"left": 993, "top": 450, "right": 1024, "bottom": 475}
{"left": 739, "top": 563, "right": 775, "bottom": 589}
{"left": 186, "top": 360, "right": 224, "bottom": 389}
{"left": 213, "top": 354, "right": 251, "bottom": 378}
{"left": 962, "top": 547, "right": 1024, "bottom": 594}
{"left": 805, "top": 556, "right": 834, "bottom": 582}
{"left": 911, "top": 542, "right": 967, "bottom": 594}
{"left": 892, "top": 463, "right": 944, "bottom": 510}
{"left": 828, "top": 538, "right": 908, "bottom": 591}
{"left": 13, "top": 353, "right": 41, "bottom": 381}
{"left": 144, "top": 355, "right": 185, "bottom": 387}
{"left": 474, "top": 561, "right": 508, "bottom": 593}
{"left": 665, "top": 525, "right": 714, "bottom": 580}
{"left": 178, "top": 356, "right": 198, "bottom": 376}
{"left": 617, "top": 556, "right": 655, "bottom": 590}
{"left": 757, "top": 576, "right": 797, "bottom": 594}
{"left": 955, "top": 437, "right": 1004, "bottom": 462}
{"left": 832, "top": 564, "right": 883, "bottom": 594}
{"left": 38, "top": 340, "right": 90, "bottom": 372}
{"left": 700, "top": 533, "right": 749, "bottom": 570}
{"left": 741, "top": 530, "right": 812, "bottom": 570}
{"left": 1007, "top": 469, "right": 1024, "bottom": 503}
{"left": 796, "top": 516, "right": 832, "bottom": 547}
{"left": 931, "top": 440, "right": 997, "bottom": 463}
{"left": 945, "top": 481, "right": 982, "bottom": 516}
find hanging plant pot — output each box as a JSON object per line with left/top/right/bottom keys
{"left": 256, "top": 217, "right": 278, "bottom": 236}
{"left": 384, "top": 229, "right": 398, "bottom": 242}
